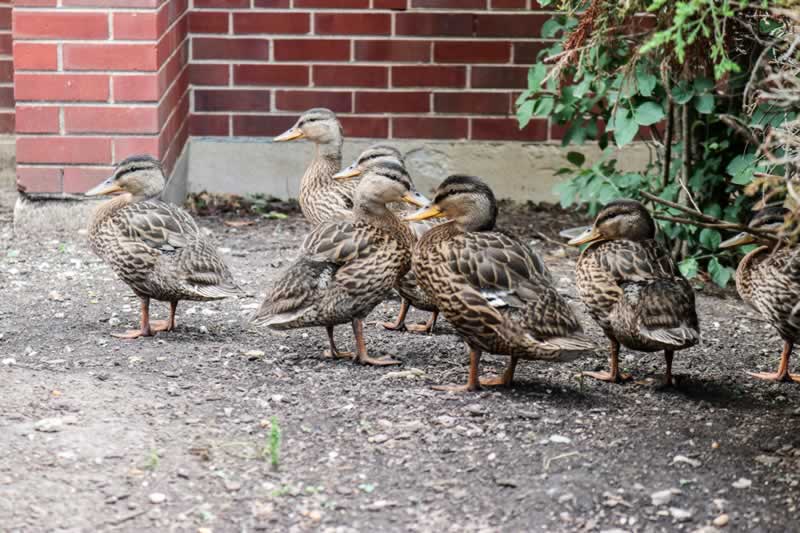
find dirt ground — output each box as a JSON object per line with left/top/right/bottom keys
{"left": 2, "top": 195, "right": 800, "bottom": 533}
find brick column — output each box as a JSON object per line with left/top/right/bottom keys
{"left": 0, "top": 1, "right": 12, "bottom": 135}
{"left": 13, "top": 0, "right": 189, "bottom": 195}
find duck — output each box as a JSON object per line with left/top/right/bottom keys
{"left": 85, "top": 155, "right": 240, "bottom": 339}
{"left": 273, "top": 108, "right": 355, "bottom": 225}
{"left": 251, "top": 160, "right": 429, "bottom": 366}
{"left": 719, "top": 206, "right": 800, "bottom": 382}
{"left": 567, "top": 200, "right": 699, "bottom": 386}
{"left": 406, "top": 175, "right": 595, "bottom": 392}
{"left": 333, "top": 144, "right": 440, "bottom": 334}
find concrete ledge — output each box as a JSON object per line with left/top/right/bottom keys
{"left": 186, "top": 137, "right": 652, "bottom": 202}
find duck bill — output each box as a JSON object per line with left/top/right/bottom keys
{"left": 273, "top": 126, "right": 304, "bottom": 142}
{"left": 719, "top": 232, "right": 755, "bottom": 248}
{"left": 404, "top": 204, "right": 443, "bottom": 221}
{"left": 85, "top": 177, "right": 123, "bottom": 197}
{"left": 332, "top": 166, "right": 361, "bottom": 181}
{"left": 401, "top": 191, "right": 430, "bottom": 208}
{"left": 567, "top": 227, "right": 602, "bottom": 246}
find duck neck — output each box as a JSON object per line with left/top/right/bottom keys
{"left": 302, "top": 140, "right": 342, "bottom": 191}
{"left": 89, "top": 193, "right": 134, "bottom": 236}
{"left": 354, "top": 199, "right": 404, "bottom": 232}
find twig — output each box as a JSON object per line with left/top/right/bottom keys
{"left": 103, "top": 508, "right": 148, "bottom": 527}
{"left": 662, "top": 98, "right": 674, "bottom": 189}
{"left": 535, "top": 231, "right": 572, "bottom": 249}
{"left": 543, "top": 451, "right": 580, "bottom": 471}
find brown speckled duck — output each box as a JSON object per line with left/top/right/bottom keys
{"left": 719, "top": 206, "right": 800, "bottom": 382}
{"left": 407, "top": 175, "right": 595, "bottom": 392}
{"left": 568, "top": 200, "right": 699, "bottom": 386}
{"left": 251, "top": 160, "right": 428, "bottom": 366}
{"left": 334, "top": 144, "right": 440, "bottom": 334}
{"left": 274, "top": 108, "right": 356, "bottom": 225}
{"left": 86, "top": 155, "right": 240, "bottom": 339}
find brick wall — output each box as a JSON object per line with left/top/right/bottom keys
{"left": 13, "top": 0, "right": 190, "bottom": 194}
{"left": 11, "top": 0, "right": 558, "bottom": 195}
{"left": 188, "top": 0, "right": 554, "bottom": 141}
{"left": 0, "top": 1, "right": 12, "bottom": 135}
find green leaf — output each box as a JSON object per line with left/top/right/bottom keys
{"left": 634, "top": 101, "right": 665, "bottom": 126}
{"left": 517, "top": 100, "right": 535, "bottom": 129}
{"left": 553, "top": 180, "right": 576, "bottom": 208}
{"left": 693, "top": 94, "right": 714, "bottom": 114}
{"left": 699, "top": 228, "right": 721, "bottom": 250}
{"left": 678, "top": 257, "right": 698, "bottom": 279}
{"left": 615, "top": 172, "right": 643, "bottom": 188}
{"left": 671, "top": 81, "right": 694, "bottom": 105}
{"left": 541, "top": 18, "right": 563, "bottom": 39}
{"left": 692, "top": 77, "right": 714, "bottom": 92}
{"left": 566, "top": 151, "right": 585, "bottom": 167}
{"left": 708, "top": 257, "right": 734, "bottom": 288}
{"left": 533, "top": 96, "right": 554, "bottom": 117}
{"left": 611, "top": 107, "right": 638, "bottom": 147}
{"left": 726, "top": 153, "right": 757, "bottom": 185}
{"left": 635, "top": 65, "right": 657, "bottom": 97}
{"left": 527, "top": 63, "right": 547, "bottom": 90}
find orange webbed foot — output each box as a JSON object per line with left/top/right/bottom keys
{"left": 583, "top": 370, "right": 633, "bottom": 383}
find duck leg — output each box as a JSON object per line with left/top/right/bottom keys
{"left": 480, "top": 356, "right": 518, "bottom": 387}
{"left": 352, "top": 319, "right": 401, "bottom": 366}
{"left": 583, "top": 338, "right": 632, "bottom": 383}
{"left": 749, "top": 341, "right": 800, "bottom": 382}
{"left": 406, "top": 310, "right": 439, "bottom": 334}
{"left": 151, "top": 301, "right": 178, "bottom": 332}
{"left": 112, "top": 296, "right": 154, "bottom": 339}
{"left": 663, "top": 350, "right": 674, "bottom": 387}
{"left": 381, "top": 299, "right": 410, "bottom": 331}
{"left": 433, "top": 347, "right": 483, "bottom": 392}
{"left": 323, "top": 325, "right": 354, "bottom": 359}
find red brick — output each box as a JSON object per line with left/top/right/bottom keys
{"left": 190, "top": 64, "right": 229, "bottom": 86}
{"left": 373, "top": 0, "right": 407, "bottom": 7}
{"left": 253, "top": 0, "right": 291, "bottom": 6}
{"left": 0, "top": 8, "right": 10, "bottom": 31}
{"left": 156, "top": 15, "right": 189, "bottom": 65}
{"left": 0, "top": 87, "right": 12, "bottom": 108}
{"left": 113, "top": 74, "right": 160, "bottom": 102}
{"left": 0, "top": 113, "right": 14, "bottom": 134}
{"left": 275, "top": 90, "right": 352, "bottom": 113}
{"left": 63, "top": 167, "right": 115, "bottom": 194}
{"left": 13, "top": 11, "right": 108, "bottom": 39}
{"left": 113, "top": 12, "right": 158, "bottom": 40}
{"left": 114, "top": 137, "right": 161, "bottom": 161}
{"left": 234, "top": 13, "right": 310, "bottom": 34}
{"left": 17, "top": 137, "right": 112, "bottom": 164}
{"left": 64, "top": 44, "right": 158, "bottom": 71}
{"left": 513, "top": 42, "right": 549, "bottom": 64}
{"left": 195, "top": 0, "right": 248, "bottom": 7}
{"left": 355, "top": 91, "right": 428, "bottom": 113}
{"left": 191, "top": 114, "right": 230, "bottom": 136}
{"left": 15, "top": 106, "right": 59, "bottom": 133}
{"left": 188, "top": 11, "right": 228, "bottom": 33}
{"left": 393, "top": 117, "right": 468, "bottom": 139}
{"left": 434, "top": 92, "right": 510, "bottom": 114}
{"left": 395, "top": 13, "right": 473, "bottom": 36}
{"left": 234, "top": 65, "right": 308, "bottom": 86}
{"left": 158, "top": 0, "right": 189, "bottom": 34}
{"left": 340, "top": 116, "right": 388, "bottom": 138}
{"left": 0, "top": 34, "right": 12, "bottom": 56}
{"left": 13, "top": 43, "right": 57, "bottom": 70}
{"left": 315, "top": 13, "right": 390, "bottom": 35}
{"left": 16, "top": 166, "right": 62, "bottom": 194}
{"left": 195, "top": 89, "right": 270, "bottom": 112}
{"left": 476, "top": 14, "right": 550, "bottom": 37}
{"left": 491, "top": 0, "right": 527, "bottom": 7}
{"left": 15, "top": 74, "right": 109, "bottom": 102}
{"left": 392, "top": 66, "right": 465, "bottom": 88}
{"left": 434, "top": 41, "right": 510, "bottom": 63}
{"left": 193, "top": 38, "right": 269, "bottom": 60}
{"left": 314, "top": 65, "right": 387, "bottom": 88}
{"left": 64, "top": 106, "right": 159, "bottom": 134}
{"left": 232, "top": 114, "right": 294, "bottom": 136}
{"left": 294, "top": 0, "right": 369, "bottom": 7}
{"left": 354, "top": 40, "right": 430, "bottom": 62}
{"left": 471, "top": 117, "right": 547, "bottom": 141}
{"left": 159, "top": 41, "right": 189, "bottom": 89}
{"left": 274, "top": 39, "right": 349, "bottom": 62}
{"left": 0, "top": 60, "right": 12, "bottom": 84}
{"left": 15, "top": 0, "right": 58, "bottom": 6}
{"left": 411, "top": 0, "right": 486, "bottom": 7}
{"left": 471, "top": 66, "right": 527, "bottom": 88}
{"left": 62, "top": 0, "right": 160, "bottom": 6}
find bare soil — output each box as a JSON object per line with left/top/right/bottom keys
{"left": 1, "top": 197, "right": 799, "bottom": 533}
